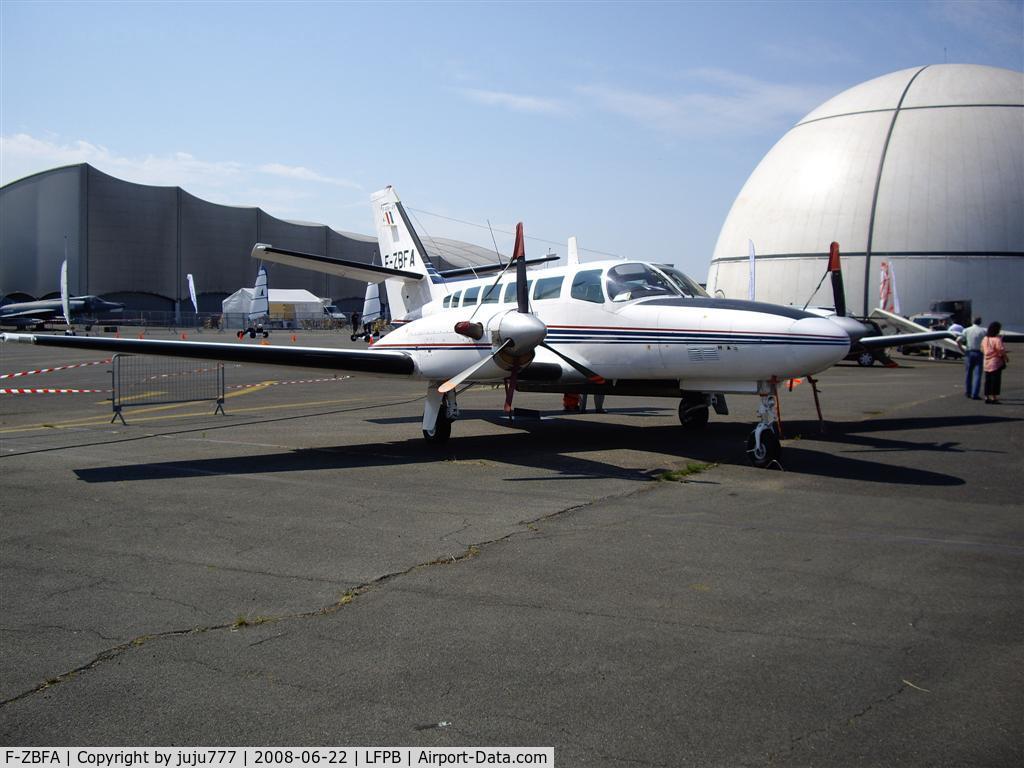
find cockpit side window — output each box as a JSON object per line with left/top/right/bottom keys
{"left": 605, "top": 263, "right": 680, "bottom": 302}
{"left": 658, "top": 265, "right": 710, "bottom": 298}
{"left": 570, "top": 269, "right": 605, "bottom": 303}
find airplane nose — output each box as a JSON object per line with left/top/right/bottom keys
{"left": 788, "top": 316, "right": 850, "bottom": 373}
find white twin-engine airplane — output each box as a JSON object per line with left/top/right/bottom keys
{"left": 1, "top": 186, "right": 953, "bottom": 467}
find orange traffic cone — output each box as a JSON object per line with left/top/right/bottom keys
{"left": 181, "top": 332, "right": 188, "bottom": 340}
{"left": 291, "top": 334, "right": 297, "bottom": 343}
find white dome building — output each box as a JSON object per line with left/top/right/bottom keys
{"left": 707, "top": 64, "right": 1024, "bottom": 327}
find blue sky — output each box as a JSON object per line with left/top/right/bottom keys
{"left": 2, "top": 0, "right": 1021, "bottom": 279}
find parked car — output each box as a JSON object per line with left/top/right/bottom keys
{"left": 844, "top": 320, "right": 892, "bottom": 366}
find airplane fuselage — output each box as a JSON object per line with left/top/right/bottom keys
{"left": 372, "top": 260, "right": 850, "bottom": 392}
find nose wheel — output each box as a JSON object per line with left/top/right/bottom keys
{"left": 746, "top": 392, "right": 781, "bottom": 468}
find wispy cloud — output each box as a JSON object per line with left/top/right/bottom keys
{"left": 0, "top": 133, "right": 369, "bottom": 230}
{"left": 455, "top": 87, "right": 569, "bottom": 115}
{"left": 257, "top": 162, "right": 361, "bottom": 189}
{"left": 1, "top": 133, "right": 361, "bottom": 195}
{"left": 578, "top": 68, "right": 834, "bottom": 137}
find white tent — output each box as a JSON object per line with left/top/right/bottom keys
{"left": 221, "top": 288, "right": 326, "bottom": 328}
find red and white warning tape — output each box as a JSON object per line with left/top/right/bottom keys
{"left": 0, "top": 388, "right": 109, "bottom": 394}
{"left": 0, "top": 359, "right": 111, "bottom": 380}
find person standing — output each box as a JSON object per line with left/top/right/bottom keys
{"left": 958, "top": 317, "right": 986, "bottom": 399}
{"left": 981, "top": 321, "right": 1009, "bottom": 404}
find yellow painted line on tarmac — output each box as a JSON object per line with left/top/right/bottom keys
{"left": 109, "top": 390, "right": 167, "bottom": 404}
{"left": 0, "top": 381, "right": 281, "bottom": 434}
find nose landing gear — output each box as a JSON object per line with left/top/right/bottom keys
{"left": 747, "top": 389, "right": 781, "bottom": 468}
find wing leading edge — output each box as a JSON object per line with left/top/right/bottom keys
{"left": 1, "top": 333, "right": 415, "bottom": 376}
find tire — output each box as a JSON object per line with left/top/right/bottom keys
{"left": 423, "top": 403, "right": 452, "bottom": 443}
{"left": 857, "top": 350, "right": 875, "bottom": 367}
{"left": 678, "top": 398, "right": 709, "bottom": 429}
{"left": 746, "top": 429, "right": 780, "bottom": 468}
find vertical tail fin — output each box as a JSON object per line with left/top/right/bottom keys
{"left": 248, "top": 266, "right": 269, "bottom": 322}
{"left": 371, "top": 186, "right": 445, "bottom": 319}
{"left": 567, "top": 236, "right": 580, "bottom": 265}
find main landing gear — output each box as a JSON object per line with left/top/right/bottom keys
{"left": 746, "top": 389, "right": 781, "bottom": 468}
{"left": 422, "top": 388, "right": 458, "bottom": 443}
{"left": 678, "top": 392, "right": 727, "bottom": 430}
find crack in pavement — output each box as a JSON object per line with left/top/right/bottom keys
{"left": 758, "top": 681, "right": 912, "bottom": 765}
{"left": 0, "top": 480, "right": 656, "bottom": 709}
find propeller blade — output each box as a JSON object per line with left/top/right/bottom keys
{"left": 540, "top": 342, "right": 605, "bottom": 384}
{"left": 513, "top": 222, "right": 528, "bottom": 314}
{"left": 828, "top": 241, "right": 847, "bottom": 317}
{"left": 438, "top": 339, "right": 514, "bottom": 394}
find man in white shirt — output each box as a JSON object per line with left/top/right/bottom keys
{"left": 958, "top": 317, "right": 986, "bottom": 399}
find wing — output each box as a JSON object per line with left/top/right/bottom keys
{"left": 859, "top": 330, "right": 956, "bottom": 349}
{"left": 252, "top": 244, "right": 422, "bottom": 283}
{"left": 867, "top": 308, "right": 961, "bottom": 352}
{"left": 1, "top": 333, "right": 415, "bottom": 376}
{"left": 1, "top": 307, "right": 59, "bottom": 320}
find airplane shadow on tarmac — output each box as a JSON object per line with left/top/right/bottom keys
{"left": 67, "top": 408, "right": 1015, "bottom": 488}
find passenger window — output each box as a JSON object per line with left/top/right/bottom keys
{"left": 462, "top": 286, "right": 481, "bottom": 305}
{"left": 534, "top": 276, "right": 563, "bottom": 300}
{"left": 451, "top": 290, "right": 463, "bottom": 307}
{"left": 443, "top": 295, "right": 452, "bottom": 308}
{"left": 570, "top": 269, "right": 605, "bottom": 303}
{"left": 481, "top": 282, "right": 501, "bottom": 303}
{"left": 503, "top": 281, "right": 532, "bottom": 304}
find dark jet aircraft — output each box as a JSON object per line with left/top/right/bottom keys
{"left": 0, "top": 295, "right": 125, "bottom": 329}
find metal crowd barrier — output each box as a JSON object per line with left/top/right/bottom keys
{"left": 111, "top": 354, "right": 225, "bottom": 424}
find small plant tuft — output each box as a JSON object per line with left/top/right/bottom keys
{"left": 657, "top": 462, "right": 715, "bottom": 482}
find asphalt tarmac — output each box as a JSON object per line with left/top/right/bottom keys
{"left": 1, "top": 329, "right": 1021, "bottom": 765}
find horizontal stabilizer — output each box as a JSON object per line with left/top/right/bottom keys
{"left": 438, "top": 254, "right": 560, "bottom": 279}
{"left": 252, "top": 244, "right": 423, "bottom": 283}
{"left": 1, "top": 333, "right": 415, "bottom": 376}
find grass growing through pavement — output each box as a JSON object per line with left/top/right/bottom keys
{"left": 656, "top": 462, "right": 715, "bottom": 482}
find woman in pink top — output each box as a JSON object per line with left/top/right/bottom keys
{"left": 982, "top": 321, "right": 1009, "bottom": 404}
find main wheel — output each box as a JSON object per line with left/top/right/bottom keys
{"left": 678, "top": 398, "right": 709, "bottom": 429}
{"left": 746, "top": 429, "right": 780, "bottom": 468}
{"left": 856, "top": 350, "right": 875, "bottom": 367}
{"left": 423, "top": 404, "right": 452, "bottom": 443}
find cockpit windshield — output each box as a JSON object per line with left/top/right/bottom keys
{"left": 656, "top": 265, "right": 710, "bottom": 298}
{"left": 605, "top": 263, "right": 681, "bottom": 302}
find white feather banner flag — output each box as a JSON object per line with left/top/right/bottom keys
{"left": 186, "top": 273, "right": 198, "bottom": 314}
